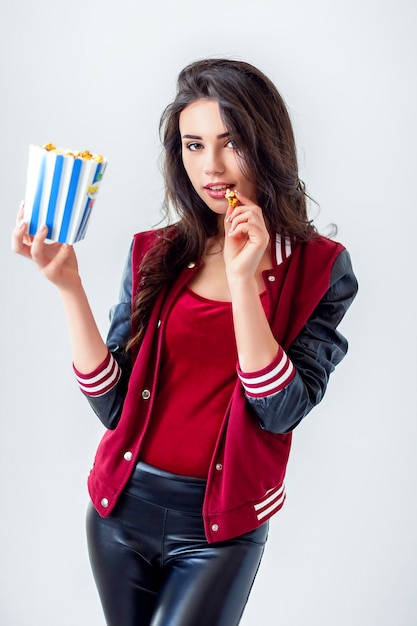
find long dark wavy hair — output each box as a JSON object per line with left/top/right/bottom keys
{"left": 128, "top": 58, "right": 317, "bottom": 349}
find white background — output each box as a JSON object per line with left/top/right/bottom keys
{"left": 1, "top": 0, "right": 416, "bottom": 624}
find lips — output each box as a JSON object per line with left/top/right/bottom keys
{"left": 204, "top": 183, "right": 234, "bottom": 200}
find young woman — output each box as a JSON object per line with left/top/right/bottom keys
{"left": 12, "top": 58, "right": 358, "bottom": 626}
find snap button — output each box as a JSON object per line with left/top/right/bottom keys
{"left": 124, "top": 451, "right": 133, "bottom": 461}
{"left": 141, "top": 389, "right": 151, "bottom": 400}
{"left": 267, "top": 275, "right": 276, "bottom": 282}
{"left": 211, "top": 524, "right": 219, "bottom": 532}
{"left": 187, "top": 262, "right": 196, "bottom": 269}
{"left": 215, "top": 463, "right": 223, "bottom": 471}
{"left": 101, "top": 498, "right": 109, "bottom": 508}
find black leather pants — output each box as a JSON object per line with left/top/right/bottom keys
{"left": 86, "top": 462, "right": 268, "bottom": 626}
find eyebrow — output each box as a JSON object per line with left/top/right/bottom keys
{"left": 182, "top": 132, "right": 230, "bottom": 140}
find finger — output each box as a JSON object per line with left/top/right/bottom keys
{"left": 29, "top": 225, "right": 50, "bottom": 265}
{"left": 12, "top": 218, "right": 31, "bottom": 255}
{"left": 16, "top": 200, "right": 25, "bottom": 224}
{"left": 231, "top": 190, "right": 253, "bottom": 206}
{"left": 227, "top": 209, "right": 254, "bottom": 233}
{"left": 43, "top": 242, "right": 72, "bottom": 274}
{"left": 14, "top": 201, "right": 28, "bottom": 236}
{"left": 228, "top": 211, "right": 269, "bottom": 245}
{"left": 225, "top": 191, "right": 261, "bottom": 220}
{"left": 228, "top": 220, "right": 251, "bottom": 239}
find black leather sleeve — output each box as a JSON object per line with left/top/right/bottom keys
{"left": 83, "top": 245, "right": 133, "bottom": 429}
{"left": 247, "top": 249, "right": 358, "bottom": 434}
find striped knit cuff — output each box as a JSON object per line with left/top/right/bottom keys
{"left": 237, "top": 346, "right": 295, "bottom": 398}
{"left": 73, "top": 351, "right": 122, "bottom": 397}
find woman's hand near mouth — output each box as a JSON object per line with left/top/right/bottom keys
{"left": 223, "top": 190, "right": 270, "bottom": 282}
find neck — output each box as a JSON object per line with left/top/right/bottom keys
{"left": 204, "top": 235, "right": 224, "bottom": 256}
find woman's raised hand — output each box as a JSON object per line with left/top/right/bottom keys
{"left": 223, "top": 191, "right": 270, "bottom": 282}
{"left": 12, "top": 203, "right": 81, "bottom": 292}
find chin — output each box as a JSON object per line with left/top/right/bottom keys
{"left": 204, "top": 201, "right": 228, "bottom": 215}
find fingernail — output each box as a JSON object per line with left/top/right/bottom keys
{"left": 19, "top": 200, "right": 25, "bottom": 210}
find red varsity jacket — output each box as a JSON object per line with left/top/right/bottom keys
{"left": 75, "top": 230, "right": 357, "bottom": 543}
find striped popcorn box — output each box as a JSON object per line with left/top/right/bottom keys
{"left": 23, "top": 143, "right": 108, "bottom": 244}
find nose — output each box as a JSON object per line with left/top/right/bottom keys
{"left": 203, "top": 148, "right": 225, "bottom": 176}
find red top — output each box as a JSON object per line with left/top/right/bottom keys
{"left": 140, "top": 287, "right": 267, "bottom": 478}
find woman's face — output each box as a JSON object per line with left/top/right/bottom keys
{"left": 179, "top": 98, "right": 257, "bottom": 217}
